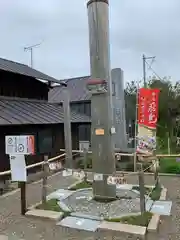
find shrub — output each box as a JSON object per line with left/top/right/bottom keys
{"left": 160, "top": 158, "right": 180, "bottom": 174}
{"left": 76, "top": 156, "right": 92, "bottom": 169}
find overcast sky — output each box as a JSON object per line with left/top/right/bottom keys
{"left": 0, "top": 0, "right": 180, "bottom": 84}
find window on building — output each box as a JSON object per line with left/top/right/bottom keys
{"left": 84, "top": 102, "right": 91, "bottom": 116}
{"left": 79, "top": 124, "right": 91, "bottom": 141}
{"left": 37, "top": 129, "right": 53, "bottom": 154}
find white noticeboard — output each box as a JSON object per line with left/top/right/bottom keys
{"left": 62, "top": 169, "right": 73, "bottom": 177}
{"left": 94, "top": 173, "right": 103, "bottom": 181}
{"left": 9, "top": 155, "right": 27, "bottom": 182}
{"left": 79, "top": 141, "right": 90, "bottom": 152}
{"left": 5, "top": 135, "right": 35, "bottom": 155}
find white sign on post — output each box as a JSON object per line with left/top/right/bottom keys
{"left": 63, "top": 169, "right": 73, "bottom": 177}
{"left": 94, "top": 173, "right": 103, "bottom": 181}
{"left": 5, "top": 135, "right": 35, "bottom": 155}
{"left": 9, "top": 155, "right": 27, "bottom": 182}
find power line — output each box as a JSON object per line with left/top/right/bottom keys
{"left": 142, "top": 54, "right": 155, "bottom": 87}
{"left": 145, "top": 60, "right": 164, "bottom": 82}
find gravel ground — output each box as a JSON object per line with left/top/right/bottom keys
{"left": 0, "top": 173, "right": 179, "bottom": 239}
{"left": 64, "top": 188, "right": 141, "bottom": 218}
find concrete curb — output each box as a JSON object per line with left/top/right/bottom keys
{"left": 0, "top": 235, "right": 24, "bottom": 240}
{"left": 98, "top": 221, "right": 146, "bottom": 238}
{"left": 67, "top": 179, "right": 84, "bottom": 190}
{"left": 25, "top": 209, "right": 64, "bottom": 222}
{"left": 120, "top": 171, "right": 180, "bottom": 177}
{"left": 28, "top": 201, "right": 42, "bottom": 211}
{"left": 27, "top": 179, "right": 83, "bottom": 220}
{"left": 147, "top": 187, "right": 167, "bottom": 233}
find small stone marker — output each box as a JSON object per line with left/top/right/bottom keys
{"left": 62, "top": 169, "right": 73, "bottom": 177}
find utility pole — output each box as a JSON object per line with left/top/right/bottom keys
{"left": 24, "top": 43, "right": 42, "bottom": 68}
{"left": 87, "top": 0, "right": 116, "bottom": 200}
{"left": 142, "top": 54, "right": 155, "bottom": 88}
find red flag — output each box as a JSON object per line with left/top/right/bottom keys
{"left": 138, "top": 88, "right": 160, "bottom": 129}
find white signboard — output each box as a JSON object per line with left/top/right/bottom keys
{"left": 107, "top": 175, "right": 127, "bottom": 185}
{"left": 73, "top": 170, "right": 85, "bottom": 180}
{"left": 9, "top": 155, "right": 27, "bottom": 182}
{"left": 49, "top": 162, "right": 62, "bottom": 171}
{"left": 5, "top": 135, "right": 35, "bottom": 155}
{"left": 94, "top": 173, "right": 103, "bottom": 181}
{"left": 62, "top": 169, "right": 73, "bottom": 177}
{"left": 79, "top": 141, "right": 90, "bottom": 152}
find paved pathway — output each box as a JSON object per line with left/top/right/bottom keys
{"left": 127, "top": 174, "right": 179, "bottom": 240}
{"left": 0, "top": 173, "right": 92, "bottom": 240}
{"left": 0, "top": 173, "right": 179, "bottom": 239}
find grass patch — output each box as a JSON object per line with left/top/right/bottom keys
{"left": 106, "top": 212, "right": 153, "bottom": 227}
{"left": 70, "top": 181, "right": 92, "bottom": 190}
{"left": 36, "top": 199, "right": 61, "bottom": 212}
{"left": 159, "top": 158, "right": 180, "bottom": 174}
{"left": 132, "top": 184, "right": 162, "bottom": 201}
{"left": 36, "top": 199, "right": 71, "bottom": 216}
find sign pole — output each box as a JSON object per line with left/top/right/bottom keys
{"left": 5, "top": 135, "right": 35, "bottom": 215}
{"left": 83, "top": 148, "right": 88, "bottom": 182}
{"left": 137, "top": 163, "right": 145, "bottom": 214}
{"left": 19, "top": 181, "right": 26, "bottom": 215}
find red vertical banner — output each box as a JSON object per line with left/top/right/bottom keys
{"left": 145, "top": 88, "right": 160, "bottom": 129}
{"left": 138, "top": 88, "right": 160, "bottom": 129}
{"left": 137, "top": 88, "right": 149, "bottom": 126}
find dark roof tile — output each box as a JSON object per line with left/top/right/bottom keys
{"left": 0, "top": 58, "right": 60, "bottom": 83}
{"left": 0, "top": 97, "right": 90, "bottom": 125}
{"left": 49, "top": 76, "right": 90, "bottom": 102}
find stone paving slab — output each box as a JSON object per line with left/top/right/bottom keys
{"left": 47, "top": 189, "right": 74, "bottom": 201}
{"left": 57, "top": 216, "right": 101, "bottom": 232}
{"left": 150, "top": 200, "right": 172, "bottom": 215}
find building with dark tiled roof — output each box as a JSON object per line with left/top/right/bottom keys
{"left": 0, "top": 58, "right": 90, "bottom": 180}
{"left": 49, "top": 68, "right": 130, "bottom": 150}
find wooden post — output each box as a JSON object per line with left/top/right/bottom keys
{"left": 42, "top": 155, "right": 49, "bottom": 205}
{"left": 83, "top": 148, "right": 88, "bottom": 182}
{"left": 19, "top": 182, "right": 26, "bottom": 215}
{"left": 154, "top": 158, "right": 159, "bottom": 186}
{"left": 137, "top": 163, "right": 145, "bottom": 214}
